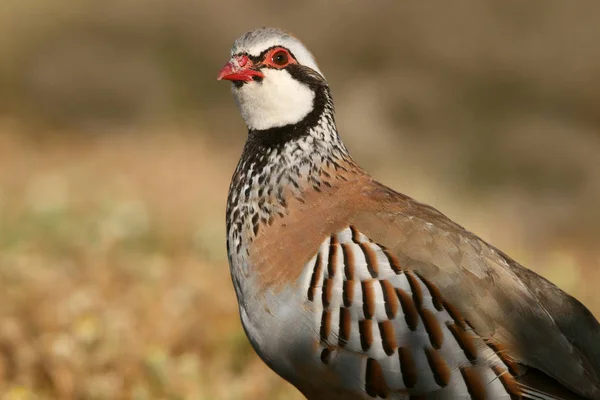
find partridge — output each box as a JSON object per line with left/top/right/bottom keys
{"left": 218, "top": 27, "right": 600, "bottom": 399}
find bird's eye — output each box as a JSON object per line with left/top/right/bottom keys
{"left": 271, "top": 50, "right": 289, "bottom": 66}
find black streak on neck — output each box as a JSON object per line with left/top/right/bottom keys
{"left": 245, "top": 64, "right": 332, "bottom": 155}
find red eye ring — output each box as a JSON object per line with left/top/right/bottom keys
{"left": 264, "top": 48, "right": 296, "bottom": 68}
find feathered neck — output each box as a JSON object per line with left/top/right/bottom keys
{"left": 226, "top": 82, "right": 355, "bottom": 258}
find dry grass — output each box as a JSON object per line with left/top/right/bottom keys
{"left": 0, "top": 125, "right": 598, "bottom": 399}
{"left": 0, "top": 128, "right": 303, "bottom": 399}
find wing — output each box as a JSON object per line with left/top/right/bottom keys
{"left": 303, "top": 224, "right": 594, "bottom": 399}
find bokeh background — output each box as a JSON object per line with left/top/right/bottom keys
{"left": 1, "top": 1, "right": 599, "bottom": 398}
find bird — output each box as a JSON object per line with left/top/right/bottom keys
{"left": 217, "top": 27, "right": 600, "bottom": 400}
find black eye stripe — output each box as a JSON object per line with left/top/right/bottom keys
{"left": 259, "top": 46, "right": 296, "bottom": 62}
{"left": 245, "top": 52, "right": 261, "bottom": 64}
{"left": 234, "top": 46, "right": 297, "bottom": 65}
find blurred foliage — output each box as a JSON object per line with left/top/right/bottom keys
{"left": 0, "top": 132, "right": 301, "bottom": 398}
{"left": 0, "top": 0, "right": 599, "bottom": 398}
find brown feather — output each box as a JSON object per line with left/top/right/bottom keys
{"left": 249, "top": 161, "right": 600, "bottom": 398}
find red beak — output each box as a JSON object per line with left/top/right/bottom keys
{"left": 217, "top": 55, "right": 264, "bottom": 82}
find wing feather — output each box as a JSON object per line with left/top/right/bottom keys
{"left": 304, "top": 226, "right": 524, "bottom": 398}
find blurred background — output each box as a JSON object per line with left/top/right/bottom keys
{"left": 0, "top": 0, "right": 599, "bottom": 398}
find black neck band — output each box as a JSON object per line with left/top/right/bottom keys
{"left": 246, "top": 64, "right": 332, "bottom": 153}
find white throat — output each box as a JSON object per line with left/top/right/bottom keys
{"left": 232, "top": 69, "right": 315, "bottom": 131}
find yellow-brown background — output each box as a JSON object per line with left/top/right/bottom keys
{"left": 0, "top": 1, "right": 599, "bottom": 398}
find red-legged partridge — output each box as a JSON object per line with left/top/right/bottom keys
{"left": 218, "top": 27, "right": 600, "bottom": 399}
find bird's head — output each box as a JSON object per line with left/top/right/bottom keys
{"left": 218, "top": 28, "right": 327, "bottom": 132}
